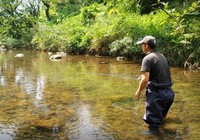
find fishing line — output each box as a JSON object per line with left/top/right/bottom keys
{"left": 80, "top": 72, "right": 138, "bottom": 80}
{"left": 132, "top": 97, "right": 144, "bottom": 115}
{"left": 112, "top": 97, "right": 144, "bottom": 115}
{"left": 80, "top": 72, "right": 143, "bottom": 113}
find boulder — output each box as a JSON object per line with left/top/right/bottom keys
{"left": 49, "top": 54, "right": 62, "bottom": 61}
{"left": 15, "top": 53, "right": 24, "bottom": 58}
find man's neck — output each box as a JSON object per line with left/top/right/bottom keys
{"left": 145, "top": 48, "right": 157, "bottom": 55}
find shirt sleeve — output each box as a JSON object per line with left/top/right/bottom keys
{"left": 141, "top": 56, "right": 151, "bottom": 72}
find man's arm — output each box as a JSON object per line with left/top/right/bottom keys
{"left": 135, "top": 72, "right": 150, "bottom": 99}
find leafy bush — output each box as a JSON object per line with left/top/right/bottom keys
{"left": 160, "top": 1, "right": 200, "bottom": 66}
{"left": 109, "top": 37, "right": 134, "bottom": 56}
{"left": 1, "top": 0, "right": 199, "bottom": 66}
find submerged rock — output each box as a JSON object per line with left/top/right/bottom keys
{"left": 15, "top": 53, "right": 24, "bottom": 58}
{"left": 0, "top": 45, "right": 6, "bottom": 51}
{"left": 47, "top": 52, "right": 53, "bottom": 56}
{"left": 49, "top": 54, "right": 62, "bottom": 61}
{"left": 56, "top": 51, "right": 67, "bottom": 57}
{"left": 116, "top": 56, "right": 126, "bottom": 61}
{"left": 49, "top": 52, "right": 67, "bottom": 61}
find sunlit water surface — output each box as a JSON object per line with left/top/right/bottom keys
{"left": 0, "top": 50, "right": 200, "bottom": 140}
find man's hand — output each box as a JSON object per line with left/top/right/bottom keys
{"left": 135, "top": 90, "right": 142, "bottom": 99}
{"left": 134, "top": 72, "right": 149, "bottom": 99}
{"left": 137, "top": 75, "right": 143, "bottom": 81}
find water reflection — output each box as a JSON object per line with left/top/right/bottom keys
{"left": 35, "top": 75, "right": 45, "bottom": 100}
{"left": 67, "top": 104, "right": 112, "bottom": 140}
{"left": 14, "top": 67, "right": 45, "bottom": 100}
{"left": 15, "top": 68, "right": 23, "bottom": 85}
{"left": 78, "top": 105, "right": 94, "bottom": 139}
{"left": 0, "top": 64, "right": 6, "bottom": 86}
{"left": 0, "top": 75, "right": 6, "bottom": 86}
{"left": 0, "top": 124, "right": 16, "bottom": 140}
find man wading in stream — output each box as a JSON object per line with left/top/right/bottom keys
{"left": 135, "top": 35, "right": 174, "bottom": 134}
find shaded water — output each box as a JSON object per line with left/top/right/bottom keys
{"left": 0, "top": 50, "right": 200, "bottom": 140}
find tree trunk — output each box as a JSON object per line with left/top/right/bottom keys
{"left": 42, "top": 0, "right": 51, "bottom": 21}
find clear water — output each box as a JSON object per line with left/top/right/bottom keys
{"left": 0, "top": 50, "right": 200, "bottom": 140}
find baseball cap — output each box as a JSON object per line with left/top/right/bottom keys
{"left": 136, "top": 36, "right": 156, "bottom": 46}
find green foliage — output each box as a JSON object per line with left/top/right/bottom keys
{"left": 1, "top": 0, "right": 200, "bottom": 66}
{"left": 109, "top": 37, "right": 134, "bottom": 56}
{"left": 107, "top": 11, "right": 172, "bottom": 58}
{"left": 80, "top": 3, "right": 101, "bottom": 25}
{"left": 31, "top": 23, "right": 70, "bottom": 52}
{"left": 159, "top": 0, "right": 200, "bottom": 66}
{"left": 105, "top": 0, "right": 141, "bottom": 13}
{"left": 56, "top": 1, "right": 80, "bottom": 19}
{"left": 0, "top": 0, "right": 37, "bottom": 48}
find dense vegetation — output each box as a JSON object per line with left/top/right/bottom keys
{"left": 0, "top": 0, "right": 200, "bottom": 67}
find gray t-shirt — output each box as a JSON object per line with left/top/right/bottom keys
{"left": 141, "top": 50, "right": 172, "bottom": 87}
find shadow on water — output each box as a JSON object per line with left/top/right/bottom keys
{"left": 0, "top": 50, "right": 200, "bottom": 139}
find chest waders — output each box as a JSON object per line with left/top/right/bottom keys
{"left": 143, "top": 84, "right": 174, "bottom": 128}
